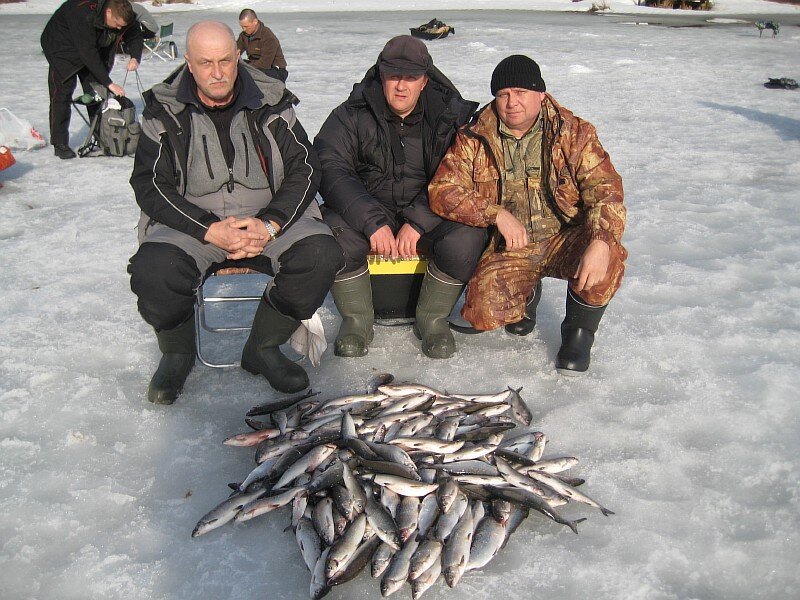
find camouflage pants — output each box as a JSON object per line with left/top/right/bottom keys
{"left": 462, "top": 226, "right": 627, "bottom": 331}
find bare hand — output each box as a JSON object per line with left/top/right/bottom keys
{"left": 225, "top": 217, "right": 276, "bottom": 260}
{"left": 370, "top": 225, "right": 399, "bottom": 259}
{"left": 572, "top": 239, "right": 611, "bottom": 292}
{"left": 108, "top": 83, "right": 126, "bottom": 97}
{"left": 396, "top": 224, "right": 421, "bottom": 259}
{"left": 126, "top": 58, "right": 139, "bottom": 72}
{"left": 204, "top": 216, "right": 267, "bottom": 254}
{"left": 495, "top": 208, "right": 528, "bottom": 250}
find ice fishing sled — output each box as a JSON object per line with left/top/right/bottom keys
{"left": 410, "top": 19, "right": 455, "bottom": 40}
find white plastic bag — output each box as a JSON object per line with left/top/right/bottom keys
{"left": 289, "top": 311, "right": 328, "bottom": 367}
{"left": 0, "top": 108, "right": 46, "bottom": 151}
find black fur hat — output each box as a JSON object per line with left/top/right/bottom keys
{"left": 491, "top": 55, "right": 546, "bottom": 96}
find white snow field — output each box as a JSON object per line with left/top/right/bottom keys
{"left": 0, "top": 3, "right": 799, "bottom": 600}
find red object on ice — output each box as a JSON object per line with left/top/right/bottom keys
{"left": 0, "top": 145, "right": 15, "bottom": 188}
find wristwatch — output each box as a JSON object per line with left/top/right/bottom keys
{"left": 263, "top": 220, "right": 279, "bottom": 239}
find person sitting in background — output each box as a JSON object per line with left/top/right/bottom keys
{"left": 40, "top": 0, "right": 140, "bottom": 159}
{"left": 237, "top": 9, "right": 288, "bottom": 82}
{"left": 314, "top": 35, "right": 483, "bottom": 360}
{"left": 128, "top": 21, "right": 342, "bottom": 404}
{"left": 428, "top": 54, "right": 627, "bottom": 375}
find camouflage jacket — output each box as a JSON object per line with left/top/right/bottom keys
{"left": 428, "top": 94, "right": 626, "bottom": 249}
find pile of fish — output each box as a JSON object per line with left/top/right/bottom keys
{"left": 192, "top": 377, "right": 614, "bottom": 599}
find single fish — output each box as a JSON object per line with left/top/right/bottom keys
{"left": 506, "top": 386, "right": 532, "bottom": 426}
{"left": 466, "top": 515, "right": 507, "bottom": 570}
{"left": 409, "top": 539, "right": 443, "bottom": 580}
{"left": 312, "top": 496, "right": 336, "bottom": 546}
{"left": 191, "top": 488, "right": 265, "bottom": 537}
{"left": 410, "top": 552, "right": 441, "bottom": 600}
{"left": 380, "top": 537, "right": 420, "bottom": 597}
{"left": 416, "top": 492, "right": 440, "bottom": 541}
{"left": 371, "top": 542, "right": 396, "bottom": 578}
{"left": 365, "top": 495, "right": 402, "bottom": 550}
{"left": 235, "top": 487, "right": 306, "bottom": 523}
{"left": 325, "top": 512, "right": 367, "bottom": 583}
{"left": 441, "top": 504, "right": 473, "bottom": 587}
{"left": 296, "top": 516, "right": 323, "bottom": 572}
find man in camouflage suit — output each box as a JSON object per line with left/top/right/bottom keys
{"left": 428, "top": 55, "right": 627, "bottom": 375}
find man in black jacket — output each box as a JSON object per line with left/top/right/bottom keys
{"left": 128, "top": 21, "right": 343, "bottom": 404}
{"left": 314, "top": 35, "right": 484, "bottom": 360}
{"left": 41, "top": 0, "right": 141, "bottom": 159}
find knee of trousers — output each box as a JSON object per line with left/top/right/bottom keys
{"left": 128, "top": 242, "right": 201, "bottom": 331}
{"left": 269, "top": 235, "right": 345, "bottom": 320}
{"left": 432, "top": 226, "right": 489, "bottom": 283}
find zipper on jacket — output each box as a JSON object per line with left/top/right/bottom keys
{"left": 242, "top": 133, "right": 250, "bottom": 178}
{"left": 227, "top": 167, "right": 234, "bottom": 193}
{"left": 201, "top": 135, "right": 215, "bottom": 180}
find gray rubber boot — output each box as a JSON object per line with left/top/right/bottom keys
{"left": 413, "top": 264, "right": 464, "bottom": 359}
{"left": 241, "top": 300, "right": 309, "bottom": 393}
{"left": 555, "top": 288, "right": 607, "bottom": 376}
{"left": 148, "top": 317, "right": 196, "bottom": 405}
{"left": 331, "top": 268, "right": 375, "bottom": 357}
{"left": 505, "top": 281, "right": 543, "bottom": 336}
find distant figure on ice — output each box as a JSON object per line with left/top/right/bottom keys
{"left": 128, "top": 21, "right": 342, "bottom": 404}
{"left": 428, "top": 55, "right": 628, "bottom": 375}
{"left": 314, "top": 35, "right": 483, "bottom": 360}
{"left": 40, "top": 0, "right": 141, "bottom": 159}
{"left": 237, "top": 9, "right": 288, "bottom": 82}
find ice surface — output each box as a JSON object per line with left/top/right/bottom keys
{"left": 1, "top": 4, "right": 799, "bottom": 600}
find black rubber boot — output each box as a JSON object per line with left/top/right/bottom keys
{"left": 54, "top": 144, "right": 76, "bottom": 160}
{"left": 555, "top": 289, "right": 607, "bottom": 376}
{"left": 331, "top": 268, "right": 374, "bottom": 357}
{"left": 241, "top": 300, "right": 309, "bottom": 393}
{"left": 413, "top": 265, "right": 464, "bottom": 359}
{"left": 148, "top": 318, "right": 195, "bottom": 405}
{"left": 505, "top": 281, "right": 543, "bottom": 336}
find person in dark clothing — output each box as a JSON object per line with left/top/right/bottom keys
{"left": 237, "top": 9, "right": 288, "bottom": 82}
{"left": 128, "top": 21, "right": 343, "bottom": 404}
{"left": 40, "top": 0, "right": 141, "bottom": 159}
{"left": 314, "top": 35, "right": 483, "bottom": 360}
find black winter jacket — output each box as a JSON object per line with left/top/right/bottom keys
{"left": 40, "top": 0, "right": 142, "bottom": 86}
{"left": 130, "top": 64, "right": 321, "bottom": 242}
{"left": 314, "top": 65, "right": 477, "bottom": 237}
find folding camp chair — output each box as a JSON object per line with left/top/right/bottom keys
{"left": 143, "top": 23, "right": 178, "bottom": 61}
{"left": 195, "top": 268, "right": 267, "bottom": 368}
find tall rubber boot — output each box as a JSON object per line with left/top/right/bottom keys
{"left": 148, "top": 317, "right": 196, "bottom": 405}
{"left": 241, "top": 299, "right": 309, "bottom": 393}
{"left": 505, "top": 281, "right": 543, "bottom": 336}
{"left": 413, "top": 264, "right": 464, "bottom": 359}
{"left": 331, "top": 268, "right": 374, "bottom": 357}
{"left": 555, "top": 289, "right": 607, "bottom": 376}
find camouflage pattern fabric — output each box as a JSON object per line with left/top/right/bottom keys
{"left": 428, "top": 94, "right": 627, "bottom": 331}
{"left": 462, "top": 227, "right": 627, "bottom": 331}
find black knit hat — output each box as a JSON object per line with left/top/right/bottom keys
{"left": 490, "top": 55, "right": 546, "bottom": 96}
{"left": 378, "top": 35, "right": 432, "bottom": 77}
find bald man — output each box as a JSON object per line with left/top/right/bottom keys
{"left": 128, "top": 21, "right": 343, "bottom": 404}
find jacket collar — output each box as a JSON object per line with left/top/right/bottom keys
{"left": 150, "top": 61, "right": 287, "bottom": 115}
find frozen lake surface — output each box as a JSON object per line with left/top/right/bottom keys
{"left": 1, "top": 7, "right": 799, "bottom": 600}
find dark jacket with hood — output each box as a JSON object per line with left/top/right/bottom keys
{"left": 41, "top": 0, "right": 142, "bottom": 86}
{"left": 313, "top": 64, "right": 478, "bottom": 237}
{"left": 130, "top": 63, "right": 321, "bottom": 243}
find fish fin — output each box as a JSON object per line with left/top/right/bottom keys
{"left": 601, "top": 508, "right": 615, "bottom": 517}
{"left": 568, "top": 517, "right": 587, "bottom": 534}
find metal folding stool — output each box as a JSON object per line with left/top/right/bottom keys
{"left": 195, "top": 267, "right": 267, "bottom": 368}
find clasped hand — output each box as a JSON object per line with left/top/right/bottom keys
{"left": 204, "top": 216, "right": 270, "bottom": 260}
{"left": 370, "top": 224, "right": 420, "bottom": 260}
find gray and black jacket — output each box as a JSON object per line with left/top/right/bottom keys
{"left": 130, "top": 63, "right": 320, "bottom": 243}
{"left": 314, "top": 64, "right": 477, "bottom": 237}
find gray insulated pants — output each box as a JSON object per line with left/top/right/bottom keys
{"left": 128, "top": 204, "right": 344, "bottom": 331}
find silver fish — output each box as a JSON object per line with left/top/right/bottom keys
{"left": 396, "top": 496, "right": 420, "bottom": 542}
{"left": 416, "top": 493, "right": 440, "bottom": 541}
{"left": 380, "top": 537, "right": 420, "bottom": 597}
{"left": 434, "top": 492, "right": 469, "bottom": 542}
{"left": 325, "top": 512, "right": 367, "bottom": 582}
{"left": 310, "top": 546, "right": 331, "bottom": 600}
{"left": 525, "top": 469, "right": 615, "bottom": 516}
{"left": 366, "top": 495, "right": 401, "bottom": 550}
{"left": 466, "top": 515, "right": 506, "bottom": 570}
{"left": 235, "top": 487, "right": 306, "bottom": 523}
{"left": 441, "top": 504, "right": 473, "bottom": 587}
{"left": 410, "top": 552, "right": 441, "bottom": 600}
{"left": 409, "top": 539, "right": 443, "bottom": 580}
{"left": 506, "top": 386, "right": 532, "bottom": 426}
{"left": 312, "top": 496, "right": 336, "bottom": 546}
{"left": 371, "top": 542, "right": 396, "bottom": 578}
{"left": 373, "top": 474, "right": 439, "bottom": 497}
{"left": 191, "top": 488, "right": 265, "bottom": 537}
{"left": 296, "top": 516, "right": 323, "bottom": 572}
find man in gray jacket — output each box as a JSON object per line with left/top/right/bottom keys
{"left": 128, "top": 21, "right": 342, "bottom": 404}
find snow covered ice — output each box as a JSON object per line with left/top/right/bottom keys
{"left": 1, "top": 2, "right": 799, "bottom": 599}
